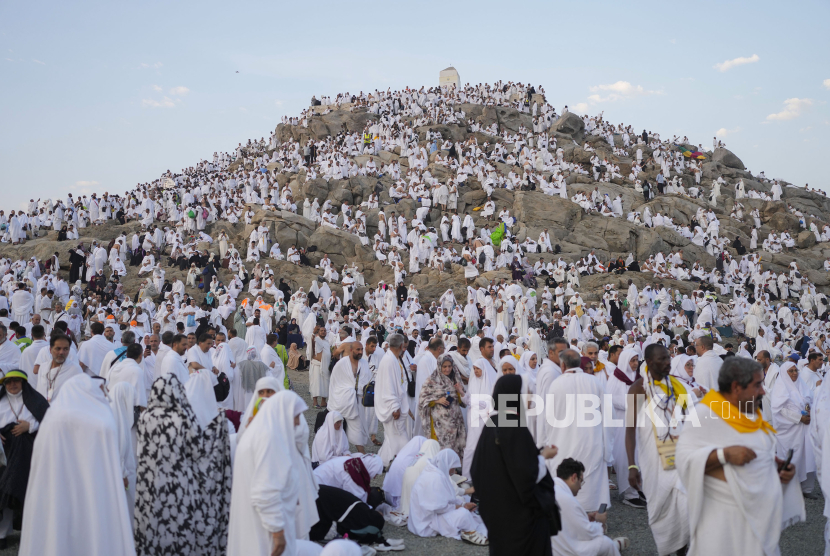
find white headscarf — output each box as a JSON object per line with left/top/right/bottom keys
{"left": 399, "top": 439, "right": 441, "bottom": 515}
{"left": 382, "top": 435, "right": 427, "bottom": 499}
{"left": 411, "top": 449, "right": 463, "bottom": 514}
{"left": 469, "top": 357, "right": 498, "bottom": 411}
{"left": 237, "top": 376, "right": 283, "bottom": 438}
{"left": 311, "top": 410, "right": 350, "bottom": 465}
{"left": 518, "top": 350, "right": 537, "bottom": 376}
{"left": 497, "top": 355, "right": 518, "bottom": 376}
{"left": 184, "top": 369, "right": 219, "bottom": 429}
{"left": 771, "top": 361, "right": 808, "bottom": 417}
{"left": 616, "top": 349, "right": 640, "bottom": 378}
{"left": 235, "top": 390, "right": 317, "bottom": 542}
{"left": 670, "top": 354, "right": 693, "bottom": 381}
{"left": 18, "top": 374, "right": 135, "bottom": 556}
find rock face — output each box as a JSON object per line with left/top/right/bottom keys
{"left": 712, "top": 148, "right": 745, "bottom": 170}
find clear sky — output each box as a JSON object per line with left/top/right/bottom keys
{"left": 2, "top": 0, "right": 828, "bottom": 211}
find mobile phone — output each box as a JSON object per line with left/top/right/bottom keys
{"left": 598, "top": 503, "right": 607, "bottom": 514}
{"left": 779, "top": 449, "right": 794, "bottom": 472}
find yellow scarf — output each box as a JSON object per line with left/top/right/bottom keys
{"left": 700, "top": 390, "right": 776, "bottom": 434}
{"left": 643, "top": 364, "right": 689, "bottom": 410}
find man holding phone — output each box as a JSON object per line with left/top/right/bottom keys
{"left": 141, "top": 334, "right": 160, "bottom": 400}
{"left": 551, "top": 458, "right": 629, "bottom": 555}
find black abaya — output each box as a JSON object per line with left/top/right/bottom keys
{"left": 470, "top": 375, "right": 558, "bottom": 556}
{"left": 68, "top": 249, "right": 85, "bottom": 283}
{"left": 609, "top": 300, "right": 624, "bottom": 330}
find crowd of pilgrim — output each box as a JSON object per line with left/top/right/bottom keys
{"left": 0, "top": 80, "right": 828, "bottom": 555}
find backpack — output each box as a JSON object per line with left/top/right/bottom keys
{"left": 361, "top": 381, "right": 375, "bottom": 407}
{"left": 404, "top": 361, "right": 416, "bottom": 398}
{"left": 213, "top": 372, "right": 230, "bottom": 402}
{"left": 478, "top": 251, "right": 486, "bottom": 265}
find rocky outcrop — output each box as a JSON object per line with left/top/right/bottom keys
{"left": 712, "top": 148, "right": 745, "bottom": 170}
{"left": 554, "top": 112, "right": 585, "bottom": 140}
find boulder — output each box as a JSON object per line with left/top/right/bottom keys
{"left": 264, "top": 212, "right": 317, "bottom": 249}
{"left": 302, "top": 178, "right": 330, "bottom": 202}
{"left": 768, "top": 212, "right": 801, "bottom": 233}
{"left": 513, "top": 192, "right": 582, "bottom": 233}
{"left": 554, "top": 112, "right": 585, "bottom": 139}
{"left": 798, "top": 231, "right": 817, "bottom": 249}
{"left": 494, "top": 106, "right": 532, "bottom": 133}
{"left": 712, "top": 148, "right": 745, "bottom": 170}
{"left": 307, "top": 227, "right": 375, "bottom": 267}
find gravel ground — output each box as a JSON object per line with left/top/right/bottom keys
{"left": 0, "top": 366, "right": 825, "bottom": 555}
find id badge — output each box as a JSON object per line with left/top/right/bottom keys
{"left": 47, "top": 387, "right": 54, "bottom": 403}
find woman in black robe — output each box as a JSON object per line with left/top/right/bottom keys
{"left": 470, "top": 375, "right": 560, "bottom": 556}
{"left": 309, "top": 485, "right": 386, "bottom": 543}
{"left": 68, "top": 245, "right": 86, "bottom": 283}
{"left": 731, "top": 236, "right": 746, "bottom": 255}
{"left": 275, "top": 319, "right": 289, "bottom": 346}
{"left": 0, "top": 370, "right": 49, "bottom": 546}
{"left": 510, "top": 257, "right": 524, "bottom": 281}
{"left": 609, "top": 298, "right": 625, "bottom": 330}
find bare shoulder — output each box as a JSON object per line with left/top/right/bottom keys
{"left": 628, "top": 377, "right": 645, "bottom": 395}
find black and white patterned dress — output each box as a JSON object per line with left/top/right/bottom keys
{"left": 134, "top": 374, "right": 231, "bottom": 555}
{"left": 192, "top": 410, "right": 231, "bottom": 555}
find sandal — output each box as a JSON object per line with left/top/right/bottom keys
{"left": 372, "top": 437, "right": 382, "bottom": 446}
{"left": 609, "top": 480, "right": 618, "bottom": 491}
{"left": 614, "top": 537, "right": 630, "bottom": 551}
{"left": 385, "top": 512, "right": 407, "bottom": 527}
{"left": 461, "top": 531, "right": 489, "bottom": 546}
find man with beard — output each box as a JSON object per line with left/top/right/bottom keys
{"left": 676, "top": 357, "right": 801, "bottom": 555}
{"left": 328, "top": 341, "right": 371, "bottom": 453}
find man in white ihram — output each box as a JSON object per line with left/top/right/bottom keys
{"left": 676, "top": 357, "right": 804, "bottom": 555}
{"left": 327, "top": 340, "right": 370, "bottom": 453}
{"left": 542, "top": 349, "right": 610, "bottom": 513}
{"left": 375, "top": 333, "right": 413, "bottom": 468}
{"left": 11, "top": 284, "right": 34, "bottom": 325}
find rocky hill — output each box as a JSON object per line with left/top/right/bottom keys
{"left": 3, "top": 99, "right": 829, "bottom": 314}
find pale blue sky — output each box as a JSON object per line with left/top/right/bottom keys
{"left": 2, "top": 0, "right": 828, "bottom": 210}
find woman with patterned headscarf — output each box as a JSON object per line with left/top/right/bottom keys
{"left": 135, "top": 374, "right": 231, "bottom": 555}
{"left": 418, "top": 355, "right": 467, "bottom": 459}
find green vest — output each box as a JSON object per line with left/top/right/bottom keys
{"left": 274, "top": 344, "right": 290, "bottom": 390}
{"left": 15, "top": 338, "right": 32, "bottom": 351}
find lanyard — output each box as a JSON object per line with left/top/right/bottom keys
{"left": 46, "top": 362, "right": 64, "bottom": 400}
{"left": 7, "top": 396, "right": 23, "bottom": 421}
